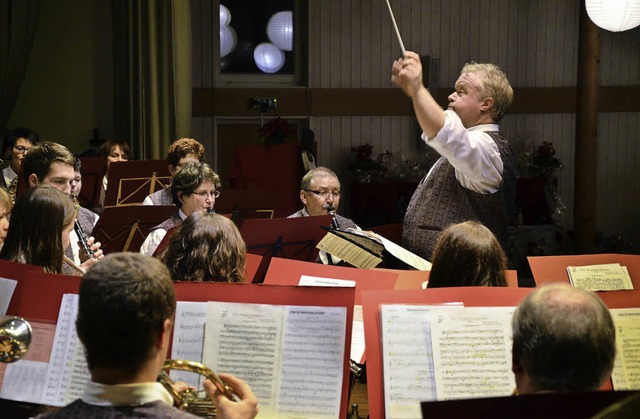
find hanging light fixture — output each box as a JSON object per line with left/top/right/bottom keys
{"left": 266, "top": 11, "right": 293, "bottom": 51}
{"left": 585, "top": 0, "right": 640, "bottom": 32}
{"left": 253, "top": 42, "right": 285, "bottom": 73}
{"left": 220, "top": 25, "right": 237, "bottom": 58}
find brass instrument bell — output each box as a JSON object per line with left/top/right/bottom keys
{"left": 0, "top": 316, "right": 32, "bottom": 363}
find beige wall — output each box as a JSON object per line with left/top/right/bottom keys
{"left": 8, "top": 0, "right": 113, "bottom": 154}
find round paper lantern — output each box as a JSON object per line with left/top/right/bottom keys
{"left": 220, "top": 25, "right": 237, "bottom": 58}
{"left": 219, "top": 4, "right": 231, "bottom": 26}
{"left": 267, "top": 11, "right": 293, "bottom": 51}
{"left": 253, "top": 43, "right": 285, "bottom": 73}
{"left": 586, "top": 0, "right": 640, "bottom": 32}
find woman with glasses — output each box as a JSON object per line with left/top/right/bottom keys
{"left": 162, "top": 211, "right": 246, "bottom": 283}
{"left": 1, "top": 127, "right": 40, "bottom": 204}
{"left": 140, "top": 162, "right": 221, "bottom": 256}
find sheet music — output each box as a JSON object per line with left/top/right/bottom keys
{"left": 343, "top": 228, "right": 432, "bottom": 270}
{"left": 298, "top": 275, "right": 356, "bottom": 288}
{"left": 316, "top": 233, "right": 382, "bottom": 269}
{"left": 610, "top": 308, "right": 640, "bottom": 390}
{"left": 41, "top": 294, "right": 91, "bottom": 406}
{"left": 429, "top": 306, "right": 516, "bottom": 400}
{"left": 566, "top": 263, "right": 634, "bottom": 291}
{"left": 351, "top": 305, "right": 365, "bottom": 363}
{"left": 380, "top": 304, "right": 461, "bottom": 418}
{"left": 170, "top": 301, "right": 208, "bottom": 387}
{"left": 0, "top": 322, "right": 56, "bottom": 403}
{"left": 0, "top": 276, "right": 17, "bottom": 314}
{"left": 203, "top": 302, "right": 346, "bottom": 418}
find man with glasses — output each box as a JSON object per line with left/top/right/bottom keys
{"left": 143, "top": 138, "right": 206, "bottom": 206}
{"left": 1, "top": 127, "right": 40, "bottom": 203}
{"left": 289, "top": 167, "right": 358, "bottom": 264}
{"left": 140, "top": 162, "right": 221, "bottom": 256}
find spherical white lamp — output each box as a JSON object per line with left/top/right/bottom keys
{"left": 586, "top": 0, "right": 640, "bottom": 32}
{"left": 253, "top": 42, "right": 285, "bottom": 73}
{"left": 220, "top": 25, "right": 237, "bottom": 58}
{"left": 267, "top": 11, "right": 293, "bottom": 51}
{"left": 219, "top": 4, "right": 231, "bottom": 26}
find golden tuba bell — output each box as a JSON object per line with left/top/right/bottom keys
{"left": 0, "top": 316, "right": 32, "bottom": 363}
{"left": 158, "top": 359, "right": 237, "bottom": 418}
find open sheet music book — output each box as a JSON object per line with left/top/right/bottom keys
{"left": 316, "top": 227, "right": 432, "bottom": 271}
{"left": 381, "top": 305, "right": 516, "bottom": 418}
{"left": 566, "top": 263, "right": 634, "bottom": 291}
{"left": 172, "top": 300, "right": 348, "bottom": 418}
{"left": 610, "top": 308, "right": 640, "bottom": 390}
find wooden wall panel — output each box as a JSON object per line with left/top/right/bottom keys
{"left": 192, "top": 0, "right": 640, "bottom": 250}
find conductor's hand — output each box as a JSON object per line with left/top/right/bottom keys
{"left": 391, "top": 51, "right": 425, "bottom": 99}
{"left": 204, "top": 373, "right": 258, "bottom": 419}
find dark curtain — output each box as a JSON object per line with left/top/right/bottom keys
{"left": 0, "top": 0, "right": 40, "bottom": 134}
{"left": 112, "top": 0, "right": 191, "bottom": 160}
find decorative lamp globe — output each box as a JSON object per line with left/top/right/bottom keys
{"left": 220, "top": 25, "right": 237, "bottom": 58}
{"left": 219, "top": 4, "right": 231, "bottom": 26}
{"left": 266, "top": 11, "right": 293, "bottom": 51}
{"left": 585, "top": 0, "right": 640, "bottom": 32}
{"left": 253, "top": 42, "right": 285, "bottom": 73}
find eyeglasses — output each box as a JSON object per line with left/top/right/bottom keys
{"left": 305, "top": 189, "right": 341, "bottom": 199}
{"left": 191, "top": 190, "right": 220, "bottom": 199}
{"left": 13, "top": 145, "right": 31, "bottom": 154}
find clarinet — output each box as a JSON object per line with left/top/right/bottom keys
{"left": 207, "top": 207, "right": 215, "bottom": 214}
{"left": 72, "top": 195, "right": 96, "bottom": 260}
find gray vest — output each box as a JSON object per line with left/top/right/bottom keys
{"left": 402, "top": 131, "right": 516, "bottom": 260}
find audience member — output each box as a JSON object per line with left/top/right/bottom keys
{"left": 1, "top": 127, "right": 40, "bottom": 203}
{"left": 427, "top": 221, "right": 508, "bottom": 288}
{"left": 0, "top": 186, "right": 78, "bottom": 274}
{"left": 143, "top": 138, "right": 206, "bottom": 206}
{"left": 0, "top": 188, "right": 12, "bottom": 248}
{"left": 162, "top": 211, "right": 246, "bottom": 283}
{"left": 23, "top": 142, "right": 103, "bottom": 274}
{"left": 392, "top": 55, "right": 516, "bottom": 260}
{"left": 511, "top": 283, "right": 616, "bottom": 394}
{"left": 36, "top": 252, "right": 258, "bottom": 419}
{"left": 140, "top": 162, "right": 220, "bottom": 256}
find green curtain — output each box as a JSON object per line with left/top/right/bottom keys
{"left": 113, "top": 0, "right": 191, "bottom": 160}
{"left": 0, "top": 0, "right": 40, "bottom": 134}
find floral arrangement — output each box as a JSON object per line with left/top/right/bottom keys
{"left": 518, "top": 139, "right": 563, "bottom": 177}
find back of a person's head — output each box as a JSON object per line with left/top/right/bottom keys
{"left": 0, "top": 185, "right": 76, "bottom": 273}
{"left": 163, "top": 211, "right": 246, "bottom": 283}
{"left": 427, "top": 221, "right": 507, "bottom": 288}
{"left": 166, "top": 138, "right": 205, "bottom": 167}
{"left": 77, "top": 253, "right": 175, "bottom": 376}
{"left": 170, "top": 162, "right": 221, "bottom": 206}
{"left": 512, "top": 283, "right": 616, "bottom": 392}
{"left": 22, "top": 141, "right": 75, "bottom": 183}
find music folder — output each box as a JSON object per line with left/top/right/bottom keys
{"left": 91, "top": 205, "right": 176, "bottom": 254}
{"left": 77, "top": 156, "right": 106, "bottom": 209}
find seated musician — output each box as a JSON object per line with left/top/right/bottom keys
{"left": 140, "top": 162, "right": 220, "bottom": 256}
{"left": 0, "top": 186, "right": 84, "bottom": 275}
{"left": 162, "top": 211, "right": 246, "bottom": 283}
{"left": 96, "top": 139, "right": 130, "bottom": 213}
{"left": 0, "top": 188, "right": 11, "bottom": 250}
{"left": 511, "top": 283, "right": 616, "bottom": 394}
{"left": 36, "top": 252, "right": 258, "bottom": 419}
{"left": 143, "top": 138, "right": 206, "bottom": 206}
{"left": 427, "top": 221, "right": 508, "bottom": 288}
{"left": 22, "top": 141, "right": 103, "bottom": 274}
{"left": 1, "top": 127, "right": 40, "bottom": 204}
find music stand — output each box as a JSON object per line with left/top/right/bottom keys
{"left": 104, "top": 159, "right": 170, "bottom": 207}
{"left": 239, "top": 215, "right": 333, "bottom": 283}
{"left": 215, "top": 189, "right": 276, "bottom": 226}
{"left": 91, "top": 206, "right": 176, "bottom": 254}
{"left": 77, "top": 156, "right": 106, "bottom": 209}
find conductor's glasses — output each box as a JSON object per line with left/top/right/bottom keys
{"left": 305, "top": 189, "right": 341, "bottom": 199}
{"left": 192, "top": 190, "right": 220, "bottom": 199}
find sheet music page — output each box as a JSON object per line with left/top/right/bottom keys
{"left": 381, "top": 304, "right": 438, "bottom": 418}
{"left": 171, "top": 301, "right": 208, "bottom": 387}
{"left": 566, "top": 263, "right": 634, "bottom": 291}
{"left": 351, "top": 305, "right": 365, "bottom": 363}
{"left": 610, "top": 308, "right": 640, "bottom": 390}
{"left": 429, "top": 306, "right": 516, "bottom": 400}
{"left": 0, "top": 322, "right": 56, "bottom": 403}
{"left": 0, "top": 277, "right": 17, "bottom": 315}
{"left": 203, "top": 302, "right": 346, "bottom": 418}
{"left": 41, "top": 294, "right": 91, "bottom": 406}
{"left": 298, "top": 275, "right": 356, "bottom": 288}
{"left": 316, "top": 234, "right": 382, "bottom": 269}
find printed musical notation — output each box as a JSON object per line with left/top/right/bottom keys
{"left": 610, "top": 308, "right": 640, "bottom": 390}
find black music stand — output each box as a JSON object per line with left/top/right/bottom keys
{"left": 104, "top": 159, "right": 170, "bottom": 207}
{"left": 239, "top": 215, "right": 333, "bottom": 283}
{"left": 91, "top": 206, "right": 176, "bottom": 254}
{"left": 77, "top": 156, "right": 106, "bottom": 209}
{"left": 216, "top": 189, "right": 276, "bottom": 225}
